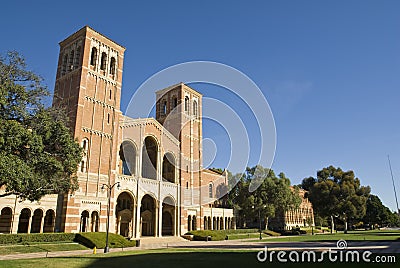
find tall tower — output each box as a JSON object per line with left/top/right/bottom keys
{"left": 53, "top": 26, "right": 125, "bottom": 232}
{"left": 155, "top": 83, "right": 203, "bottom": 229}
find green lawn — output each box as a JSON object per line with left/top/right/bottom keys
{"left": 250, "top": 230, "right": 400, "bottom": 242}
{"left": 0, "top": 242, "right": 88, "bottom": 255}
{"left": 0, "top": 249, "right": 398, "bottom": 268}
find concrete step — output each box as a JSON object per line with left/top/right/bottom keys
{"left": 138, "top": 236, "right": 189, "bottom": 248}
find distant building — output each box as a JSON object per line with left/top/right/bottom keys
{"left": 269, "top": 188, "right": 315, "bottom": 230}
{"left": 0, "top": 26, "right": 233, "bottom": 236}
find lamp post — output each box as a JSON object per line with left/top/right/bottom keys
{"left": 252, "top": 205, "right": 266, "bottom": 240}
{"left": 101, "top": 181, "right": 120, "bottom": 253}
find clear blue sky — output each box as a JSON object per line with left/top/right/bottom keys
{"left": 1, "top": 0, "right": 399, "bottom": 211}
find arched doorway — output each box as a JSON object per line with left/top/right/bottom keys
{"left": 142, "top": 136, "right": 158, "bottom": 179}
{"left": 208, "top": 216, "right": 212, "bottom": 230}
{"left": 204, "top": 216, "right": 208, "bottom": 230}
{"left": 192, "top": 216, "right": 197, "bottom": 231}
{"left": 91, "top": 211, "right": 100, "bottom": 232}
{"left": 17, "top": 208, "right": 31, "bottom": 233}
{"left": 141, "top": 194, "right": 156, "bottom": 236}
{"left": 116, "top": 192, "right": 134, "bottom": 237}
{"left": 80, "top": 210, "right": 89, "bottom": 232}
{"left": 30, "top": 209, "right": 43, "bottom": 233}
{"left": 188, "top": 215, "right": 192, "bottom": 231}
{"left": 0, "top": 207, "right": 12, "bottom": 233}
{"left": 162, "top": 197, "right": 175, "bottom": 236}
{"left": 162, "top": 153, "right": 175, "bottom": 183}
{"left": 120, "top": 141, "right": 137, "bottom": 176}
{"left": 43, "top": 210, "right": 55, "bottom": 233}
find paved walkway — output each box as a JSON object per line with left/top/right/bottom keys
{"left": 0, "top": 238, "right": 399, "bottom": 261}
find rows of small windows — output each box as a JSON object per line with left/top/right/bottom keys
{"left": 160, "top": 96, "right": 198, "bottom": 117}
{"left": 90, "top": 47, "right": 116, "bottom": 76}
{"left": 184, "top": 96, "right": 198, "bottom": 117}
{"left": 61, "top": 45, "right": 82, "bottom": 75}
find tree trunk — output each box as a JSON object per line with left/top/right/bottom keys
{"left": 330, "top": 215, "right": 335, "bottom": 234}
{"left": 265, "top": 217, "right": 269, "bottom": 230}
{"left": 344, "top": 218, "right": 348, "bottom": 234}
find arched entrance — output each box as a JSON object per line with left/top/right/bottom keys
{"left": 17, "top": 208, "right": 31, "bottom": 233}
{"left": 0, "top": 207, "right": 12, "bottom": 233}
{"left": 91, "top": 211, "right": 100, "bottom": 232}
{"left": 120, "top": 141, "right": 137, "bottom": 176}
{"left": 162, "top": 196, "right": 175, "bottom": 236}
{"left": 80, "top": 210, "right": 89, "bottom": 232}
{"left": 162, "top": 153, "right": 175, "bottom": 183}
{"left": 30, "top": 209, "right": 43, "bottom": 233}
{"left": 43, "top": 210, "right": 55, "bottom": 233}
{"left": 142, "top": 136, "right": 158, "bottom": 179}
{"left": 188, "top": 215, "right": 192, "bottom": 231}
{"left": 141, "top": 194, "right": 156, "bottom": 236}
{"left": 192, "top": 216, "right": 197, "bottom": 231}
{"left": 116, "top": 192, "right": 134, "bottom": 237}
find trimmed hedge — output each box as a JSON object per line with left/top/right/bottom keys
{"left": 186, "top": 229, "right": 262, "bottom": 241}
{"left": 0, "top": 233, "right": 76, "bottom": 244}
{"left": 75, "top": 232, "right": 137, "bottom": 249}
{"left": 263, "top": 230, "right": 281, "bottom": 236}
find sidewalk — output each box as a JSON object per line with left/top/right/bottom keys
{"left": 0, "top": 239, "right": 398, "bottom": 260}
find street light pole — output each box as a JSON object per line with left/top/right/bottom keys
{"left": 102, "top": 182, "right": 120, "bottom": 253}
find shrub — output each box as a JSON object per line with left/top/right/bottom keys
{"left": 0, "top": 233, "right": 76, "bottom": 244}
{"left": 185, "top": 229, "right": 262, "bottom": 241}
{"left": 74, "top": 232, "right": 137, "bottom": 249}
{"left": 263, "top": 230, "right": 281, "bottom": 236}
{"left": 185, "top": 230, "right": 226, "bottom": 241}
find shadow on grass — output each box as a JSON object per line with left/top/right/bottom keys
{"left": 55, "top": 251, "right": 400, "bottom": 268}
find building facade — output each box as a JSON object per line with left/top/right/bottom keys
{"left": 0, "top": 26, "right": 233, "bottom": 237}
{"left": 269, "top": 188, "right": 315, "bottom": 230}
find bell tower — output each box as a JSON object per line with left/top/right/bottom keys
{"left": 155, "top": 83, "right": 203, "bottom": 226}
{"left": 53, "top": 26, "right": 125, "bottom": 232}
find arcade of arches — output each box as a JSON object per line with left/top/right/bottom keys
{"left": 0, "top": 207, "right": 55, "bottom": 234}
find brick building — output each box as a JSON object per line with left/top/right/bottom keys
{"left": 0, "top": 26, "right": 233, "bottom": 237}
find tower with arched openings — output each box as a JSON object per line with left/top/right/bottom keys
{"left": 0, "top": 26, "right": 235, "bottom": 237}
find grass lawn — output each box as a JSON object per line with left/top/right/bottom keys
{"left": 0, "top": 242, "right": 88, "bottom": 255}
{"left": 249, "top": 230, "right": 400, "bottom": 243}
{"left": 0, "top": 248, "right": 398, "bottom": 268}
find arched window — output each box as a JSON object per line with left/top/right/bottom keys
{"left": 120, "top": 141, "right": 137, "bottom": 176}
{"left": 82, "top": 138, "right": 89, "bottom": 152}
{"left": 81, "top": 138, "right": 89, "bottom": 173}
{"left": 90, "top": 47, "right": 97, "bottom": 66}
{"left": 208, "top": 183, "right": 213, "bottom": 198}
{"left": 173, "top": 97, "right": 178, "bottom": 108}
{"left": 69, "top": 50, "right": 75, "bottom": 71}
{"left": 184, "top": 96, "right": 189, "bottom": 113}
{"left": 74, "top": 46, "right": 81, "bottom": 69}
{"left": 162, "top": 101, "right": 167, "bottom": 115}
{"left": 62, "top": 54, "right": 68, "bottom": 75}
{"left": 193, "top": 100, "right": 198, "bottom": 117}
{"left": 100, "top": 52, "right": 107, "bottom": 71}
{"left": 109, "top": 57, "right": 116, "bottom": 75}
{"left": 142, "top": 136, "right": 158, "bottom": 179}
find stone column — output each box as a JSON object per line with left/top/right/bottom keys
{"left": 40, "top": 215, "right": 45, "bottom": 233}
{"left": 154, "top": 204, "right": 159, "bottom": 237}
{"left": 158, "top": 200, "right": 162, "bottom": 237}
{"left": 27, "top": 215, "right": 32, "bottom": 234}
{"left": 135, "top": 202, "right": 141, "bottom": 238}
{"left": 11, "top": 212, "right": 19, "bottom": 234}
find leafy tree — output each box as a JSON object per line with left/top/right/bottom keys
{"left": 363, "top": 195, "right": 389, "bottom": 227}
{"left": 0, "top": 51, "right": 82, "bottom": 201}
{"left": 229, "top": 165, "right": 301, "bottom": 230}
{"left": 302, "top": 166, "right": 370, "bottom": 233}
